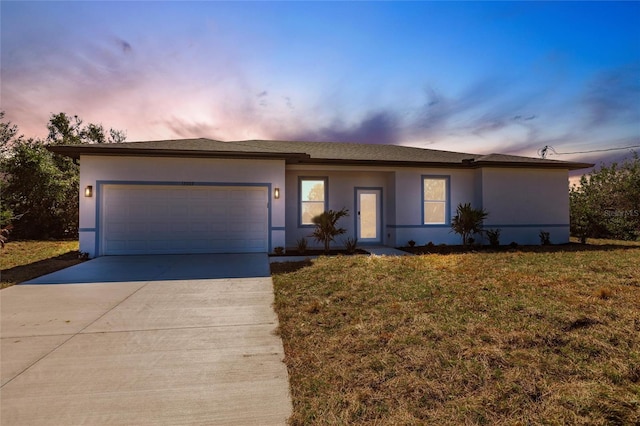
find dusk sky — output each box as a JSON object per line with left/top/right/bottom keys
{"left": 2, "top": 1, "right": 639, "bottom": 166}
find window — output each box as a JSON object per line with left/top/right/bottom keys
{"left": 300, "top": 177, "right": 327, "bottom": 226}
{"left": 423, "top": 176, "right": 449, "bottom": 224}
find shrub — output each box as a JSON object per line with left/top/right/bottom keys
{"left": 539, "top": 231, "right": 551, "bottom": 245}
{"left": 274, "top": 246, "right": 284, "bottom": 255}
{"left": 570, "top": 153, "right": 640, "bottom": 241}
{"left": 344, "top": 237, "right": 358, "bottom": 254}
{"left": 486, "top": 228, "right": 501, "bottom": 247}
{"left": 310, "top": 208, "right": 349, "bottom": 253}
{"left": 451, "top": 202, "right": 489, "bottom": 246}
{"left": 296, "top": 237, "right": 308, "bottom": 254}
{"left": 408, "top": 240, "right": 416, "bottom": 247}
{"left": 0, "top": 224, "right": 12, "bottom": 249}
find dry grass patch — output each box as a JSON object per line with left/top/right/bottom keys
{"left": 272, "top": 248, "right": 640, "bottom": 425}
{"left": 1, "top": 240, "right": 82, "bottom": 288}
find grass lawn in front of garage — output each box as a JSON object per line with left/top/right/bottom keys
{"left": 1, "top": 240, "right": 83, "bottom": 288}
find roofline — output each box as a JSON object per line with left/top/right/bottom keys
{"left": 290, "top": 158, "right": 594, "bottom": 170}
{"left": 47, "top": 145, "right": 310, "bottom": 161}
{"left": 470, "top": 160, "right": 594, "bottom": 171}
{"left": 47, "top": 145, "right": 594, "bottom": 171}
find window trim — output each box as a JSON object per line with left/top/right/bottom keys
{"left": 421, "top": 175, "right": 450, "bottom": 225}
{"left": 298, "top": 176, "right": 328, "bottom": 227}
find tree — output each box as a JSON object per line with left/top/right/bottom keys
{"left": 451, "top": 202, "right": 488, "bottom": 246}
{"left": 47, "top": 112, "right": 126, "bottom": 145}
{"left": 570, "top": 153, "right": 640, "bottom": 241}
{"left": 0, "top": 112, "right": 126, "bottom": 239}
{"left": 0, "top": 111, "right": 21, "bottom": 155}
{"left": 1, "top": 112, "right": 20, "bottom": 226}
{"left": 1, "top": 139, "right": 78, "bottom": 238}
{"left": 310, "top": 208, "right": 349, "bottom": 253}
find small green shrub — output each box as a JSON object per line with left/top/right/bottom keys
{"left": 344, "top": 237, "right": 358, "bottom": 254}
{"left": 296, "top": 238, "right": 308, "bottom": 254}
{"left": 539, "top": 231, "right": 551, "bottom": 245}
{"left": 310, "top": 208, "right": 349, "bottom": 253}
{"left": 486, "top": 229, "right": 501, "bottom": 247}
{"left": 451, "top": 202, "right": 489, "bottom": 246}
{"left": 408, "top": 240, "right": 416, "bottom": 247}
{"left": 0, "top": 224, "right": 12, "bottom": 249}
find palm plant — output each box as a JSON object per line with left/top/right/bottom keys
{"left": 451, "top": 203, "right": 488, "bottom": 246}
{"left": 310, "top": 208, "right": 349, "bottom": 253}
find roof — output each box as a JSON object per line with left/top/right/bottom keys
{"left": 47, "top": 138, "right": 594, "bottom": 170}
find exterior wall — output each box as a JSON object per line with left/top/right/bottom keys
{"left": 389, "top": 168, "right": 476, "bottom": 247}
{"left": 284, "top": 166, "right": 392, "bottom": 249}
{"left": 481, "top": 168, "right": 570, "bottom": 244}
{"left": 284, "top": 165, "right": 476, "bottom": 249}
{"left": 284, "top": 165, "right": 569, "bottom": 248}
{"left": 79, "top": 155, "right": 285, "bottom": 257}
{"left": 81, "top": 155, "right": 572, "bottom": 256}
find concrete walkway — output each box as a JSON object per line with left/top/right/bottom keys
{"left": 268, "top": 246, "right": 412, "bottom": 263}
{"left": 362, "top": 246, "right": 413, "bottom": 256}
{"left": 1, "top": 254, "right": 292, "bottom": 425}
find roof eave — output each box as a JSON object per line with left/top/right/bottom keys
{"left": 473, "top": 160, "right": 595, "bottom": 170}
{"left": 291, "top": 158, "right": 595, "bottom": 170}
{"left": 47, "top": 145, "right": 595, "bottom": 170}
{"left": 47, "top": 145, "right": 309, "bottom": 161}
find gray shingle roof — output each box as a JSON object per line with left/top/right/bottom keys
{"left": 48, "top": 138, "right": 593, "bottom": 170}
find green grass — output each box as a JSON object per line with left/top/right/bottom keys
{"left": 1, "top": 240, "right": 82, "bottom": 288}
{"left": 272, "top": 245, "right": 640, "bottom": 425}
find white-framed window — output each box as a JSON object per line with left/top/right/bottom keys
{"left": 423, "top": 176, "right": 449, "bottom": 224}
{"left": 299, "top": 177, "right": 327, "bottom": 226}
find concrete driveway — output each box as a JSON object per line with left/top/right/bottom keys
{"left": 1, "top": 254, "right": 292, "bottom": 425}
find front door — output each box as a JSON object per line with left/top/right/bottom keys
{"left": 356, "top": 188, "right": 382, "bottom": 243}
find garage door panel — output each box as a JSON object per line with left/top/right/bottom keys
{"left": 208, "top": 191, "right": 228, "bottom": 200}
{"left": 244, "top": 223, "right": 266, "bottom": 233}
{"left": 102, "top": 185, "right": 268, "bottom": 255}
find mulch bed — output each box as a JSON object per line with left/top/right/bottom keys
{"left": 399, "top": 242, "right": 638, "bottom": 255}
{"left": 270, "top": 248, "right": 369, "bottom": 257}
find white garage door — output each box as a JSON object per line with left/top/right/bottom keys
{"left": 102, "top": 185, "right": 268, "bottom": 255}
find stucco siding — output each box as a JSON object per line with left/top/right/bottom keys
{"left": 481, "top": 168, "right": 570, "bottom": 244}
{"left": 389, "top": 168, "right": 476, "bottom": 247}
{"left": 79, "top": 156, "right": 285, "bottom": 257}
{"left": 80, "top": 155, "right": 573, "bottom": 255}
{"left": 285, "top": 168, "right": 391, "bottom": 249}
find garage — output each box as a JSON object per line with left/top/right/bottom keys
{"left": 101, "top": 184, "right": 269, "bottom": 255}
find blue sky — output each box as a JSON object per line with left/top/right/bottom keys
{"left": 2, "top": 1, "right": 639, "bottom": 165}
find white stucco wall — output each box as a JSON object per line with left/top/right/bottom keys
{"left": 283, "top": 166, "right": 570, "bottom": 248}
{"left": 284, "top": 166, "right": 393, "bottom": 249}
{"left": 481, "top": 168, "right": 570, "bottom": 244}
{"left": 79, "top": 155, "right": 285, "bottom": 257}
{"left": 284, "top": 166, "right": 478, "bottom": 249}
{"left": 389, "top": 168, "right": 476, "bottom": 247}
{"left": 80, "top": 155, "right": 572, "bottom": 255}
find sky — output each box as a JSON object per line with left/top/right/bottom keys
{"left": 1, "top": 1, "right": 639, "bottom": 168}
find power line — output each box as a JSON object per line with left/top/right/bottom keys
{"left": 538, "top": 144, "right": 640, "bottom": 159}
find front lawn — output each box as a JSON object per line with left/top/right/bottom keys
{"left": 1, "top": 240, "right": 82, "bottom": 288}
{"left": 271, "top": 246, "right": 640, "bottom": 425}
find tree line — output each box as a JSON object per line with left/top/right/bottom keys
{"left": 1, "top": 112, "right": 125, "bottom": 240}
{"left": 570, "top": 153, "right": 640, "bottom": 242}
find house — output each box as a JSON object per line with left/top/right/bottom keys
{"left": 49, "top": 139, "right": 593, "bottom": 257}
